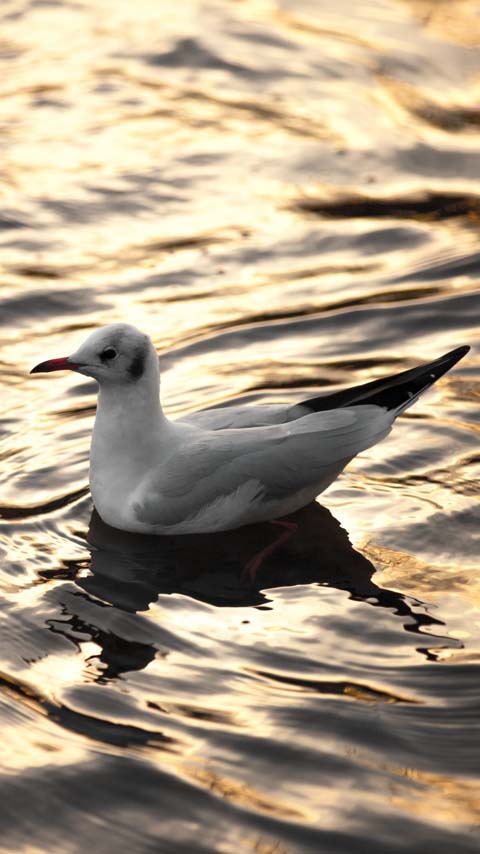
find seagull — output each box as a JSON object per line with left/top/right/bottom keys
{"left": 31, "top": 324, "right": 469, "bottom": 559}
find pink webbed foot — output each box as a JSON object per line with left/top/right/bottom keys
{"left": 241, "top": 519, "right": 298, "bottom": 583}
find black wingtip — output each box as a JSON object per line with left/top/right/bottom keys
{"left": 431, "top": 345, "right": 470, "bottom": 376}
{"left": 300, "top": 344, "right": 470, "bottom": 415}
{"left": 443, "top": 345, "right": 470, "bottom": 362}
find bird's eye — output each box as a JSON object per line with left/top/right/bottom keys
{"left": 101, "top": 347, "right": 118, "bottom": 362}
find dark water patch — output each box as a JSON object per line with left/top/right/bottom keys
{"left": 0, "top": 289, "right": 100, "bottom": 325}
{"left": 0, "top": 670, "right": 45, "bottom": 715}
{"left": 0, "top": 237, "right": 54, "bottom": 252}
{"left": 350, "top": 225, "right": 431, "bottom": 254}
{"left": 144, "top": 37, "right": 286, "bottom": 82}
{"left": 382, "top": 78, "right": 480, "bottom": 133}
{"left": 0, "top": 754, "right": 329, "bottom": 854}
{"left": 49, "top": 321, "right": 98, "bottom": 338}
{"left": 247, "top": 669, "right": 420, "bottom": 704}
{"left": 159, "top": 288, "right": 216, "bottom": 304}
{"left": 45, "top": 578, "right": 207, "bottom": 660}
{"left": 412, "top": 101, "right": 480, "bottom": 133}
{"left": 128, "top": 229, "right": 238, "bottom": 260}
{"left": 53, "top": 704, "right": 177, "bottom": 751}
{"left": 38, "top": 557, "right": 90, "bottom": 584}
{"left": 175, "top": 86, "right": 331, "bottom": 139}
{"left": 10, "top": 264, "right": 63, "bottom": 278}
{"left": 0, "top": 486, "right": 89, "bottom": 520}
{"left": 142, "top": 235, "right": 224, "bottom": 252}
{"left": 116, "top": 268, "right": 196, "bottom": 294}
{"left": 293, "top": 191, "right": 480, "bottom": 222}
{"left": 264, "top": 261, "right": 381, "bottom": 283}
{"left": 322, "top": 286, "right": 445, "bottom": 310}
{"left": 65, "top": 378, "right": 98, "bottom": 397}
{"left": 0, "top": 668, "right": 176, "bottom": 750}
{"left": 391, "top": 249, "right": 480, "bottom": 283}
{"left": 87, "top": 183, "right": 183, "bottom": 210}
{"left": 398, "top": 143, "right": 480, "bottom": 181}
{"left": 147, "top": 699, "right": 240, "bottom": 728}
{"left": 230, "top": 26, "right": 296, "bottom": 51}
{"left": 0, "top": 213, "right": 28, "bottom": 230}
{"left": 145, "top": 37, "right": 248, "bottom": 73}
{"left": 54, "top": 404, "right": 97, "bottom": 422}
{"left": 0, "top": 445, "right": 28, "bottom": 463}
{"left": 47, "top": 608, "right": 159, "bottom": 679}
{"left": 41, "top": 196, "right": 151, "bottom": 223}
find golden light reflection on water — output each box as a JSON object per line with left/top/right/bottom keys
{"left": 403, "top": 0, "right": 480, "bottom": 46}
{"left": 0, "top": 721, "right": 87, "bottom": 774}
{"left": 391, "top": 770, "right": 480, "bottom": 829}
{"left": 349, "top": 745, "right": 480, "bottom": 829}
{"left": 190, "top": 766, "right": 307, "bottom": 820}
{"left": 366, "top": 542, "right": 480, "bottom": 611}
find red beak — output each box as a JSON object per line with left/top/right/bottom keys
{"left": 30, "top": 356, "right": 81, "bottom": 374}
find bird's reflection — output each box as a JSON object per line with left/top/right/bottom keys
{"left": 83, "top": 501, "right": 442, "bottom": 621}
{"left": 46, "top": 502, "right": 446, "bottom": 681}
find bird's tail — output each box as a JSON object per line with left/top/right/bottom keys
{"left": 300, "top": 346, "right": 470, "bottom": 416}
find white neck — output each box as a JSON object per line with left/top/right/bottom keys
{"left": 89, "top": 354, "right": 170, "bottom": 511}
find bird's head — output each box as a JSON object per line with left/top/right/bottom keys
{"left": 31, "top": 323, "right": 157, "bottom": 387}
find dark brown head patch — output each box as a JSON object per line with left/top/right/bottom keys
{"left": 128, "top": 346, "right": 146, "bottom": 380}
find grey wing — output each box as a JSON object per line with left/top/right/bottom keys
{"left": 132, "top": 404, "right": 393, "bottom": 530}
{"left": 177, "top": 402, "right": 293, "bottom": 430}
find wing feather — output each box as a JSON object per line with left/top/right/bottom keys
{"left": 133, "top": 405, "right": 392, "bottom": 529}
{"left": 177, "top": 403, "right": 291, "bottom": 430}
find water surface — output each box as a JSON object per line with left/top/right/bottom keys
{"left": 1, "top": 2, "right": 479, "bottom": 852}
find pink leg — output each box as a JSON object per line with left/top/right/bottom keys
{"left": 241, "top": 520, "right": 298, "bottom": 583}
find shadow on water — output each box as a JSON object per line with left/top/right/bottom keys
{"left": 293, "top": 190, "right": 480, "bottom": 222}
{"left": 37, "top": 502, "right": 447, "bottom": 681}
